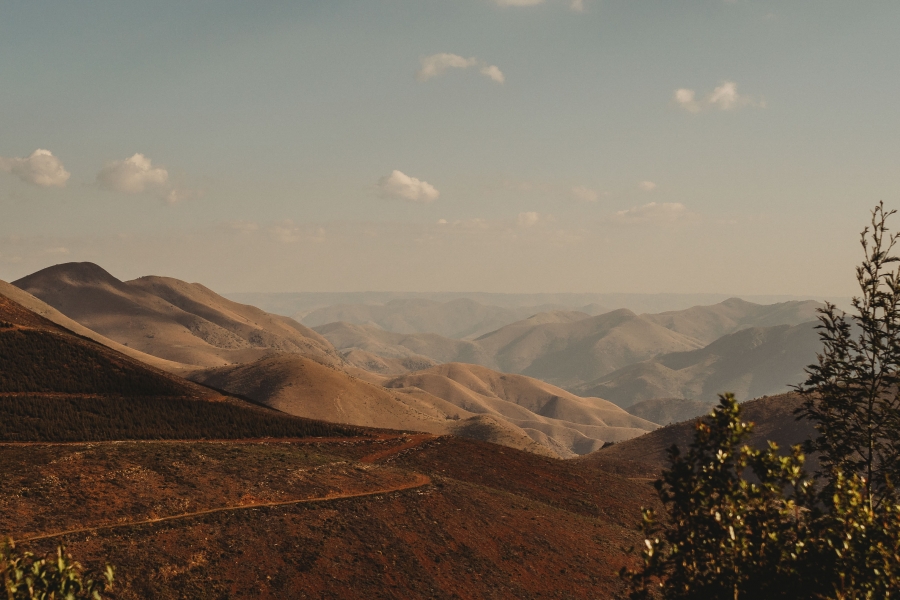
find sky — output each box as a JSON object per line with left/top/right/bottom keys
{"left": 1, "top": 0, "right": 898, "bottom": 295}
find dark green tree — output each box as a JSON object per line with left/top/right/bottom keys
{"left": 797, "top": 201, "right": 900, "bottom": 508}
{"left": 625, "top": 394, "right": 819, "bottom": 600}
{"left": 625, "top": 203, "right": 900, "bottom": 599}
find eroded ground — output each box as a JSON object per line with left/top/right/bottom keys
{"left": 3, "top": 435, "right": 654, "bottom": 599}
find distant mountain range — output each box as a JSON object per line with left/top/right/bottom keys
{"left": 6, "top": 261, "right": 831, "bottom": 455}
{"left": 227, "top": 290, "right": 850, "bottom": 318}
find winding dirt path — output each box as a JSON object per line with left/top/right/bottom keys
{"left": 15, "top": 433, "right": 437, "bottom": 545}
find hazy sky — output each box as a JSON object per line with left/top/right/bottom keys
{"left": 1, "top": 0, "right": 898, "bottom": 295}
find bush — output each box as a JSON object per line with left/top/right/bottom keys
{"left": 1, "top": 540, "right": 113, "bottom": 600}
{"left": 624, "top": 204, "right": 900, "bottom": 599}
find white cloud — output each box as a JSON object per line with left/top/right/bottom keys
{"left": 96, "top": 153, "right": 168, "bottom": 194}
{"left": 571, "top": 186, "right": 599, "bottom": 202}
{"left": 674, "top": 88, "right": 701, "bottom": 113}
{"left": 517, "top": 211, "right": 541, "bottom": 227}
{"left": 708, "top": 81, "right": 742, "bottom": 110}
{"left": 610, "top": 202, "right": 687, "bottom": 225}
{"left": 674, "top": 81, "right": 764, "bottom": 112}
{"left": 638, "top": 181, "right": 657, "bottom": 192}
{"left": 569, "top": 0, "right": 585, "bottom": 11}
{"left": 44, "top": 247, "right": 70, "bottom": 255}
{"left": 416, "top": 53, "right": 504, "bottom": 84}
{"left": 377, "top": 170, "right": 440, "bottom": 203}
{"left": 0, "top": 149, "right": 70, "bottom": 188}
{"left": 479, "top": 64, "right": 505, "bottom": 83}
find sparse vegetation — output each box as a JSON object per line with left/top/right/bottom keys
{"left": 0, "top": 328, "right": 186, "bottom": 396}
{"left": 0, "top": 395, "right": 360, "bottom": 442}
{"left": 1, "top": 540, "right": 113, "bottom": 599}
{"left": 626, "top": 205, "right": 900, "bottom": 599}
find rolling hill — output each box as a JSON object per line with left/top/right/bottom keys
{"left": 314, "top": 321, "right": 498, "bottom": 373}
{"left": 299, "top": 297, "right": 558, "bottom": 339}
{"left": 383, "top": 363, "right": 657, "bottom": 456}
{"left": 577, "top": 321, "right": 820, "bottom": 409}
{"left": 190, "top": 358, "right": 657, "bottom": 458}
{"left": 474, "top": 308, "right": 704, "bottom": 389}
{"left": 0, "top": 290, "right": 358, "bottom": 442}
{"left": 13, "top": 263, "right": 338, "bottom": 369}
{"left": 641, "top": 297, "right": 822, "bottom": 344}
{"left": 586, "top": 392, "right": 816, "bottom": 476}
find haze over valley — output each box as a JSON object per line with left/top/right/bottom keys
{"left": 2, "top": 1, "right": 897, "bottom": 597}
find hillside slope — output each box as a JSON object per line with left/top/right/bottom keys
{"left": 13, "top": 263, "right": 338, "bottom": 369}
{"left": 314, "top": 321, "right": 498, "bottom": 373}
{"left": 585, "top": 392, "right": 816, "bottom": 476}
{"left": 642, "top": 297, "right": 822, "bottom": 344}
{"left": 0, "top": 291, "right": 357, "bottom": 442}
{"left": 300, "top": 298, "right": 561, "bottom": 339}
{"left": 384, "top": 363, "right": 657, "bottom": 456}
{"left": 0, "top": 279, "right": 190, "bottom": 372}
{"left": 578, "top": 321, "right": 819, "bottom": 408}
{"left": 475, "top": 309, "right": 703, "bottom": 389}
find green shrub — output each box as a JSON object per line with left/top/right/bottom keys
{"left": 1, "top": 540, "right": 113, "bottom": 600}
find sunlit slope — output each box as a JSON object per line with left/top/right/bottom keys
{"left": 314, "top": 321, "right": 498, "bottom": 372}
{"left": 0, "top": 279, "right": 191, "bottom": 372}
{"left": 384, "top": 363, "right": 657, "bottom": 456}
{"left": 577, "top": 322, "right": 819, "bottom": 408}
{"left": 474, "top": 309, "right": 704, "bottom": 389}
{"left": 0, "top": 291, "right": 355, "bottom": 442}
{"left": 13, "top": 263, "right": 338, "bottom": 369}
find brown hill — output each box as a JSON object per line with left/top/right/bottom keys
{"left": 300, "top": 297, "right": 563, "bottom": 339}
{"left": 314, "top": 321, "right": 498, "bottom": 372}
{"left": 5, "top": 434, "right": 656, "bottom": 599}
{"left": 0, "top": 279, "right": 189, "bottom": 372}
{"left": 188, "top": 354, "right": 558, "bottom": 457}
{"left": 625, "top": 397, "right": 718, "bottom": 426}
{"left": 13, "top": 263, "right": 337, "bottom": 369}
{"left": 578, "top": 321, "right": 819, "bottom": 408}
{"left": 0, "top": 291, "right": 357, "bottom": 442}
{"left": 642, "top": 297, "right": 823, "bottom": 344}
{"left": 190, "top": 358, "right": 656, "bottom": 458}
{"left": 474, "top": 309, "right": 703, "bottom": 389}
{"left": 585, "top": 392, "right": 816, "bottom": 476}
{"left": 383, "top": 363, "right": 657, "bottom": 457}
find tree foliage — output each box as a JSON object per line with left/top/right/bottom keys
{"left": 1, "top": 541, "right": 113, "bottom": 600}
{"left": 625, "top": 204, "right": 900, "bottom": 599}
{"left": 797, "top": 201, "right": 900, "bottom": 508}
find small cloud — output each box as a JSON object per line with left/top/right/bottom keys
{"left": 517, "top": 211, "right": 541, "bottom": 227}
{"left": 97, "top": 153, "right": 168, "bottom": 194}
{"left": 495, "top": 0, "right": 545, "bottom": 5}
{"left": 437, "top": 218, "right": 448, "bottom": 224}
{"left": 44, "top": 247, "right": 70, "bottom": 255}
{"left": 674, "top": 81, "right": 764, "bottom": 112}
{"left": 377, "top": 170, "right": 440, "bottom": 203}
{"left": 479, "top": 64, "right": 505, "bottom": 83}
{"left": 674, "top": 88, "right": 701, "bottom": 113}
{"left": 638, "top": 181, "right": 657, "bottom": 192}
{"left": 0, "top": 149, "right": 70, "bottom": 188}
{"left": 417, "top": 53, "right": 504, "bottom": 84}
{"left": 569, "top": 0, "right": 585, "bottom": 11}
{"left": 571, "top": 186, "right": 599, "bottom": 202}
{"left": 610, "top": 202, "right": 687, "bottom": 225}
